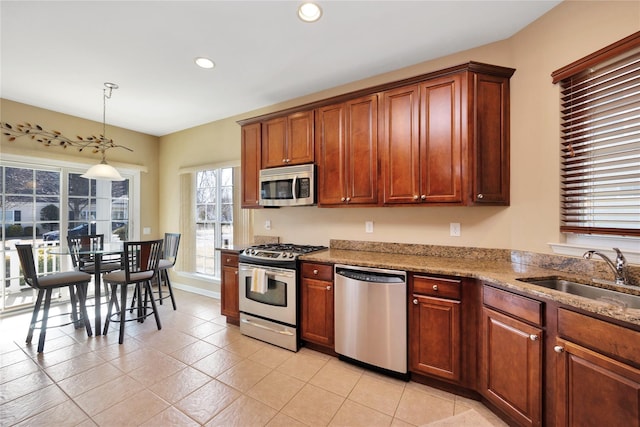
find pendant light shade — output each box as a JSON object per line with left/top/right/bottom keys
{"left": 81, "top": 159, "right": 124, "bottom": 181}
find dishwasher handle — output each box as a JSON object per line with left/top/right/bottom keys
{"left": 335, "top": 267, "right": 405, "bottom": 284}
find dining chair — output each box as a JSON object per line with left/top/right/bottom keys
{"left": 67, "top": 234, "right": 122, "bottom": 294}
{"left": 102, "top": 239, "right": 163, "bottom": 344}
{"left": 156, "top": 233, "right": 181, "bottom": 310}
{"left": 15, "top": 244, "right": 93, "bottom": 352}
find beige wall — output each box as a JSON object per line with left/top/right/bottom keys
{"left": 159, "top": 0, "right": 640, "bottom": 255}
{"left": 0, "top": 99, "right": 160, "bottom": 239}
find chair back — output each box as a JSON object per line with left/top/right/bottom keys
{"left": 163, "top": 233, "right": 181, "bottom": 266}
{"left": 123, "top": 239, "right": 163, "bottom": 281}
{"left": 67, "top": 234, "right": 104, "bottom": 268}
{"left": 15, "top": 244, "right": 40, "bottom": 289}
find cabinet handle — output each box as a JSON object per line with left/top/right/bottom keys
{"left": 477, "top": 193, "right": 484, "bottom": 199}
{"left": 529, "top": 334, "right": 539, "bottom": 341}
{"left": 432, "top": 285, "right": 438, "bottom": 291}
{"left": 413, "top": 195, "right": 419, "bottom": 201}
{"left": 235, "top": 271, "right": 238, "bottom": 275}
{"left": 554, "top": 345, "right": 564, "bottom": 353}
{"left": 346, "top": 197, "right": 351, "bottom": 202}
{"left": 226, "top": 258, "right": 231, "bottom": 262}
{"left": 421, "top": 195, "right": 426, "bottom": 200}
{"left": 313, "top": 269, "right": 318, "bottom": 275}
{"left": 341, "top": 197, "right": 346, "bottom": 202}
{"left": 412, "top": 298, "right": 418, "bottom": 305}
{"left": 326, "top": 285, "right": 332, "bottom": 291}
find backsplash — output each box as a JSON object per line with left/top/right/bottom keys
{"left": 330, "top": 240, "right": 640, "bottom": 287}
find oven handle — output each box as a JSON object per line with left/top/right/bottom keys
{"left": 241, "top": 318, "right": 295, "bottom": 336}
{"left": 239, "top": 264, "right": 296, "bottom": 278}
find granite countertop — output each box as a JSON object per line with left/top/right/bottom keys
{"left": 216, "top": 245, "right": 249, "bottom": 253}
{"left": 301, "top": 246, "right": 640, "bottom": 327}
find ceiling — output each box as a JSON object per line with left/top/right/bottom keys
{"left": 1, "top": 1, "right": 561, "bottom": 137}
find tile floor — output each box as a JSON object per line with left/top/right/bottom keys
{"left": 0, "top": 289, "right": 507, "bottom": 426}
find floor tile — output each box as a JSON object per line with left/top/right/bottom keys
{"left": 0, "top": 383, "right": 69, "bottom": 425}
{"left": 13, "top": 399, "right": 90, "bottom": 427}
{"left": 91, "top": 388, "right": 169, "bottom": 426}
{"left": 73, "top": 374, "right": 145, "bottom": 416}
{"left": 170, "top": 339, "right": 220, "bottom": 365}
{"left": 191, "top": 348, "right": 244, "bottom": 378}
{"left": 141, "top": 405, "right": 201, "bottom": 427}
{"left": 395, "top": 386, "right": 455, "bottom": 425}
{"left": 149, "top": 366, "right": 212, "bottom": 403}
{"left": 0, "top": 370, "right": 53, "bottom": 405}
{"left": 310, "top": 358, "right": 363, "bottom": 397}
{"left": 247, "top": 370, "right": 305, "bottom": 410}
{"left": 276, "top": 350, "right": 329, "bottom": 382}
{"left": 175, "top": 379, "right": 241, "bottom": 424}
{"left": 330, "top": 399, "right": 393, "bottom": 427}
{"left": 348, "top": 373, "right": 406, "bottom": 416}
{"left": 206, "top": 395, "right": 277, "bottom": 426}
{"left": 282, "top": 383, "right": 345, "bottom": 426}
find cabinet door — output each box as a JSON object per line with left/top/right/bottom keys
{"left": 221, "top": 265, "right": 239, "bottom": 324}
{"left": 381, "top": 84, "right": 420, "bottom": 204}
{"left": 470, "top": 73, "right": 510, "bottom": 204}
{"left": 420, "top": 74, "right": 462, "bottom": 203}
{"left": 316, "top": 103, "right": 347, "bottom": 205}
{"left": 241, "top": 123, "right": 262, "bottom": 208}
{"left": 480, "top": 307, "right": 542, "bottom": 427}
{"left": 555, "top": 339, "right": 640, "bottom": 427}
{"left": 261, "top": 116, "right": 287, "bottom": 169}
{"left": 300, "top": 277, "right": 334, "bottom": 347}
{"left": 410, "top": 294, "right": 461, "bottom": 382}
{"left": 345, "top": 95, "right": 378, "bottom": 204}
{"left": 287, "top": 110, "right": 314, "bottom": 165}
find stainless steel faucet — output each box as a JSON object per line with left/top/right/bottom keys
{"left": 583, "top": 248, "right": 630, "bottom": 286}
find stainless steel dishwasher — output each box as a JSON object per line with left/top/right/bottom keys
{"left": 334, "top": 264, "right": 407, "bottom": 377}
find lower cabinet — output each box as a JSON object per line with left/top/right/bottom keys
{"left": 480, "top": 286, "right": 543, "bottom": 427}
{"left": 554, "top": 308, "right": 640, "bottom": 426}
{"left": 220, "top": 251, "right": 240, "bottom": 325}
{"left": 300, "top": 262, "right": 334, "bottom": 349}
{"left": 409, "top": 275, "right": 462, "bottom": 382}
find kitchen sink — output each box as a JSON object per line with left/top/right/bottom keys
{"left": 517, "top": 277, "right": 640, "bottom": 309}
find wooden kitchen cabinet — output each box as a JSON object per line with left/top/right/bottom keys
{"left": 220, "top": 250, "right": 240, "bottom": 325}
{"left": 380, "top": 65, "right": 513, "bottom": 206}
{"left": 241, "top": 123, "right": 262, "bottom": 208}
{"left": 300, "top": 262, "right": 334, "bottom": 349}
{"left": 409, "top": 275, "right": 462, "bottom": 382}
{"left": 480, "top": 285, "right": 543, "bottom": 427}
{"left": 315, "top": 94, "right": 378, "bottom": 206}
{"left": 554, "top": 308, "right": 640, "bottom": 427}
{"left": 261, "top": 110, "right": 314, "bottom": 168}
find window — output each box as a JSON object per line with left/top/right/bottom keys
{"left": 552, "top": 32, "right": 640, "bottom": 238}
{"left": 195, "top": 167, "right": 234, "bottom": 277}
{"left": 1, "top": 158, "right": 137, "bottom": 313}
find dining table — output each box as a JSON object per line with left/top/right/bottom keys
{"left": 48, "top": 242, "right": 124, "bottom": 335}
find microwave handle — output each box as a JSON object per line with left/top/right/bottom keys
{"left": 292, "top": 175, "right": 297, "bottom": 200}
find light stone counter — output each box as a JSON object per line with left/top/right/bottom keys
{"left": 300, "top": 240, "right": 640, "bottom": 327}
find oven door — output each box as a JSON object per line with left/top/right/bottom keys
{"left": 238, "top": 263, "right": 297, "bottom": 326}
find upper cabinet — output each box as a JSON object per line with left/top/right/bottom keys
{"left": 315, "top": 94, "right": 378, "bottom": 206}
{"left": 238, "top": 62, "right": 515, "bottom": 208}
{"left": 241, "top": 123, "right": 262, "bottom": 209}
{"left": 380, "top": 68, "right": 511, "bottom": 206}
{"left": 261, "top": 110, "right": 314, "bottom": 168}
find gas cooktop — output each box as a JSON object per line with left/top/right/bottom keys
{"left": 239, "top": 243, "right": 327, "bottom": 267}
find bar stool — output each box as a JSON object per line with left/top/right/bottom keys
{"left": 15, "top": 244, "right": 93, "bottom": 352}
{"left": 102, "top": 239, "right": 163, "bottom": 344}
{"left": 156, "top": 233, "right": 181, "bottom": 309}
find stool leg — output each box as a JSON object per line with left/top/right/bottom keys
{"left": 145, "top": 280, "right": 162, "bottom": 331}
{"left": 118, "top": 283, "right": 127, "bottom": 344}
{"left": 164, "top": 270, "right": 177, "bottom": 310}
{"left": 76, "top": 283, "right": 93, "bottom": 337}
{"left": 38, "top": 289, "right": 53, "bottom": 352}
{"left": 156, "top": 273, "right": 163, "bottom": 305}
{"left": 103, "top": 283, "right": 117, "bottom": 335}
{"left": 27, "top": 290, "right": 45, "bottom": 345}
{"left": 69, "top": 285, "right": 80, "bottom": 329}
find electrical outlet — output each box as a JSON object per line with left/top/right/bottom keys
{"left": 450, "top": 223, "right": 461, "bottom": 237}
{"left": 365, "top": 221, "right": 374, "bottom": 233}
{"left": 143, "top": 227, "right": 151, "bottom": 235}
{"left": 264, "top": 220, "right": 271, "bottom": 230}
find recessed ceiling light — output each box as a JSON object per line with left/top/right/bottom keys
{"left": 194, "top": 57, "right": 215, "bottom": 69}
{"left": 298, "top": 2, "right": 322, "bottom": 23}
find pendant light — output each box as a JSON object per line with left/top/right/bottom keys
{"left": 81, "top": 82, "right": 124, "bottom": 181}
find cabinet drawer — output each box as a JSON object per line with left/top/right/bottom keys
{"left": 413, "top": 275, "right": 461, "bottom": 300}
{"left": 301, "top": 263, "right": 333, "bottom": 281}
{"left": 558, "top": 308, "right": 640, "bottom": 366}
{"left": 221, "top": 252, "right": 239, "bottom": 267}
{"left": 483, "top": 285, "right": 542, "bottom": 326}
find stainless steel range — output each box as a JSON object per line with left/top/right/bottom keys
{"left": 238, "top": 243, "right": 327, "bottom": 351}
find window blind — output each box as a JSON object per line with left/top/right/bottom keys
{"left": 558, "top": 46, "right": 640, "bottom": 237}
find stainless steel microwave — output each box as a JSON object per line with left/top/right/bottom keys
{"left": 259, "top": 164, "right": 315, "bottom": 207}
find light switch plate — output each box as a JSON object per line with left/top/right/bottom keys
{"left": 365, "top": 221, "right": 374, "bottom": 233}
{"left": 143, "top": 227, "right": 151, "bottom": 235}
{"left": 450, "top": 223, "right": 460, "bottom": 237}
